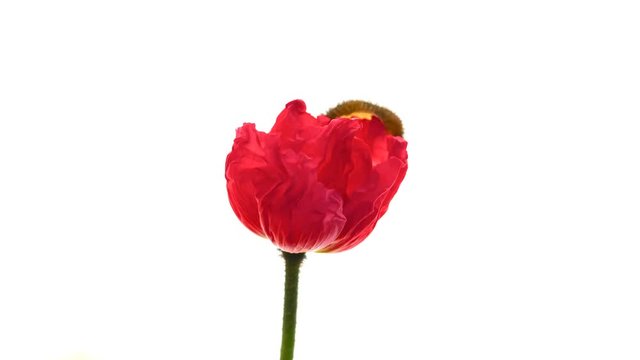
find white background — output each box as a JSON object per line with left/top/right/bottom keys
{"left": 1, "top": 1, "right": 639, "bottom": 359}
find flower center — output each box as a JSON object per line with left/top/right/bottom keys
{"left": 343, "top": 111, "right": 375, "bottom": 120}
{"left": 325, "top": 100, "right": 404, "bottom": 137}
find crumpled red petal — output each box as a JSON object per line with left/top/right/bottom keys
{"left": 225, "top": 100, "right": 408, "bottom": 253}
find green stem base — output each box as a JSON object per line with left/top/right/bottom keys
{"left": 280, "top": 251, "right": 306, "bottom": 360}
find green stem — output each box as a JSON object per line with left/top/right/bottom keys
{"left": 280, "top": 251, "right": 306, "bottom": 360}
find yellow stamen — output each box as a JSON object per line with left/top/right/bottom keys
{"left": 343, "top": 111, "right": 375, "bottom": 120}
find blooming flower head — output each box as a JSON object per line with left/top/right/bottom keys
{"left": 225, "top": 100, "right": 408, "bottom": 253}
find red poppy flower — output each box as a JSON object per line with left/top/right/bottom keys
{"left": 225, "top": 100, "right": 408, "bottom": 253}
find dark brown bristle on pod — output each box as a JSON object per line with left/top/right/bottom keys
{"left": 325, "top": 100, "right": 404, "bottom": 137}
